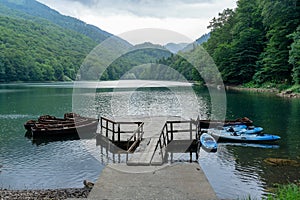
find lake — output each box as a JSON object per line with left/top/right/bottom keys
{"left": 0, "top": 81, "right": 299, "bottom": 199}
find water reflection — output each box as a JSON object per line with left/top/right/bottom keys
{"left": 0, "top": 83, "right": 299, "bottom": 199}
{"left": 199, "top": 145, "right": 267, "bottom": 199}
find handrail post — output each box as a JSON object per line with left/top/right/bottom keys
{"left": 100, "top": 117, "right": 103, "bottom": 135}
{"left": 118, "top": 124, "right": 121, "bottom": 143}
{"left": 138, "top": 124, "right": 140, "bottom": 139}
{"left": 106, "top": 119, "right": 108, "bottom": 138}
{"left": 170, "top": 122, "right": 173, "bottom": 141}
{"left": 166, "top": 123, "right": 169, "bottom": 143}
{"left": 190, "top": 121, "right": 192, "bottom": 140}
{"left": 112, "top": 122, "right": 115, "bottom": 142}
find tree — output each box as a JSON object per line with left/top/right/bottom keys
{"left": 254, "top": 0, "right": 300, "bottom": 84}
{"left": 289, "top": 25, "right": 300, "bottom": 84}
{"left": 229, "top": 0, "right": 265, "bottom": 83}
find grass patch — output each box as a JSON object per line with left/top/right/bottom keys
{"left": 287, "top": 84, "right": 300, "bottom": 93}
{"left": 242, "top": 81, "right": 300, "bottom": 93}
{"left": 239, "top": 183, "right": 300, "bottom": 200}
{"left": 265, "top": 183, "right": 300, "bottom": 200}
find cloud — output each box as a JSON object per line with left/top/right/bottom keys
{"left": 39, "top": 0, "right": 233, "bottom": 18}
{"left": 37, "top": 0, "right": 237, "bottom": 43}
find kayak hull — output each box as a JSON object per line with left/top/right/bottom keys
{"left": 209, "top": 130, "right": 281, "bottom": 143}
{"left": 200, "top": 133, "right": 218, "bottom": 152}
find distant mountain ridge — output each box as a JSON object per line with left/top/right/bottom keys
{"left": 164, "top": 43, "right": 189, "bottom": 53}
{"left": 0, "top": 0, "right": 111, "bottom": 43}
{"left": 196, "top": 33, "right": 210, "bottom": 44}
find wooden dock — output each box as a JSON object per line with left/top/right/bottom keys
{"left": 97, "top": 116, "right": 200, "bottom": 166}
{"left": 79, "top": 116, "right": 218, "bottom": 200}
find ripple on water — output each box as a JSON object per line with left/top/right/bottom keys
{"left": 0, "top": 139, "right": 103, "bottom": 190}
{"left": 199, "top": 146, "right": 266, "bottom": 199}
{"left": 0, "top": 114, "right": 36, "bottom": 120}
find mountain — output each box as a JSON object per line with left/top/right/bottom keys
{"left": 0, "top": 0, "right": 116, "bottom": 82}
{"left": 0, "top": 0, "right": 111, "bottom": 43}
{"left": 0, "top": 0, "right": 137, "bottom": 82}
{"left": 0, "top": 14, "right": 98, "bottom": 82}
{"left": 102, "top": 42, "right": 172, "bottom": 80}
{"left": 196, "top": 33, "right": 210, "bottom": 45}
{"left": 164, "top": 33, "right": 210, "bottom": 54}
{"left": 164, "top": 43, "right": 189, "bottom": 53}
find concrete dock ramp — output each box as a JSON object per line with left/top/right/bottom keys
{"left": 88, "top": 163, "right": 218, "bottom": 200}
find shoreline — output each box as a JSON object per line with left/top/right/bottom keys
{"left": 0, "top": 187, "right": 91, "bottom": 200}
{"left": 225, "top": 85, "right": 300, "bottom": 98}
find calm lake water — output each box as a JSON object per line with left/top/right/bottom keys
{"left": 0, "top": 81, "right": 299, "bottom": 199}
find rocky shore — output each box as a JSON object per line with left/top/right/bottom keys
{"left": 226, "top": 86, "right": 300, "bottom": 98}
{"left": 277, "top": 90, "right": 300, "bottom": 98}
{"left": 0, "top": 187, "right": 91, "bottom": 200}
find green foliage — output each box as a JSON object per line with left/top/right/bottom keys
{"left": 288, "top": 85, "right": 300, "bottom": 93}
{"left": 156, "top": 45, "right": 223, "bottom": 84}
{"left": 255, "top": 0, "right": 300, "bottom": 84}
{"left": 102, "top": 47, "right": 171, "bottom": 80}
{"left": 266, "top": 183, "right": 300, "bottom": 200}
{"left": 203, "top": 0, "right": 300, "bottom": 89}
{"left": 157, "top": 54, "right": 197, "bottom": 81}
{"left": 289, "top": 25, "right": 300, "bottom": 84}
{"left": 0, "top": 0, "right": 111, "bottom": 43}
{"left": 0, "top": 15, "right": 97, "bottom": 82}
{"left": 196, "top": 33, "right": 210, "bottom": 45}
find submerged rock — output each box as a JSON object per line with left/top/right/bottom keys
{"left": 264, "top": 158, "right": 300, "bottom": 167}
{"left": 83, "top": 180, "right": 95, "bottom": 189}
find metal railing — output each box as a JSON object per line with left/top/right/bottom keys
{"left": 99, "top": 116, "right": 144, "bottom": 151}
{"left": 151, "top": 120, "right": 199, "bottom": 163}
{"left": 127, "top": 122, "right": 144, "bottom": 152}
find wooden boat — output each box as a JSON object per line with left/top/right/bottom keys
{"left": 208, "top": 129, "right": 281, "bottom": 143}
{"left": 24, "top": 113, "right": 81, "bottom": 131}
{"left": 24, "top": 113, "right": 98, "bottom": 138}
{"left": 30, "top": 120, "right": 98, "bottom": 137}
{"left": 200, "top": 133, "right": 218, "bottom": 152}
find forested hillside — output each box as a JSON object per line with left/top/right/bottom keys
{"left": 0, "top": 0, "right": 113, "bottom": 82}
{"left": 0, "top": 0, "right": 174, "bottom": 82}
{"left": 0, "top": 0, "right": 111, "bottom": 43}
{"left": 0, "top": 15, "right": 98, "bottom": 82}
{"left": 203, "top": 0, "right": 300, "bottom": 88}
{"left": 102, "top": 43, "right": 171, "bottom": 80}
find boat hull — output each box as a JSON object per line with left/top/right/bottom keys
{"left": 30, "top": 120, "right": 98, "bottom": 138}
{"left": 210, "top": 130, "right": 281, "bottom": 143}
{"left": 200, "top": 133, "right": 218, "bottom": 152}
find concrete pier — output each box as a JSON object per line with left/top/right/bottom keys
{"left": 88, "top": 163, "right": 218, "bottom": 200}
{"left": 80, "top": 116, "right": 218, "bottom": 199}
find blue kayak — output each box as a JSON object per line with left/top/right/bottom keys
{"left": 200, "top": 133, "right": 218, "bottom": 152}
{"left": 223, "top": 125, "right": 263, "bottom": 134}
{"left": 209, "top": 129, "right": 281, "bottom": 143}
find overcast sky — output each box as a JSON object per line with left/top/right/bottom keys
{"left": 37, "top": 0, "right": 237, "bottom": 44}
